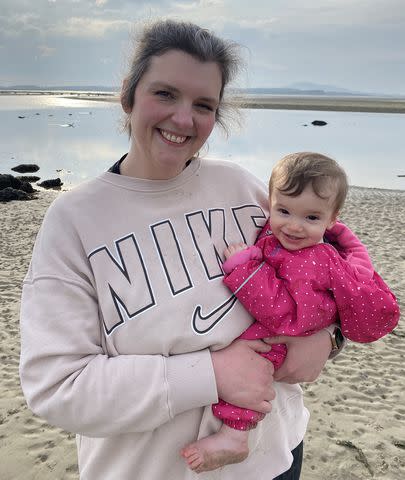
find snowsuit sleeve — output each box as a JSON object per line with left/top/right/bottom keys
{"left": 19, "top": 199, "right": 217, "bottom": 438}
{"left": 323, "top": 244, "right": 400, "bottom": 343}
{"left": 325, "top": 221, "right": 374, "bottom": 278}
{"left": 323, "top": 222, "right": 399, "bottom": 342}
{"left": 222, "top": 245, "right": 263, "bottom": 274}
{"left": 222, "top": 238, "right": 303, "bottom": 334}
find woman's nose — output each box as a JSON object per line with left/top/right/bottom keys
{"left": 171, "top": 104, "right": 194, "bottom": 130}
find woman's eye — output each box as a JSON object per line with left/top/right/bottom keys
{"left": 155, "top": 90, "right": 173, "bottom": 99}
{"left": 196, "top": 103, "right": 214, "bottom": 112}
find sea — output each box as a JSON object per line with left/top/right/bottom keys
{"left": 1, "top": 93, "right": 404, "bottom": 191}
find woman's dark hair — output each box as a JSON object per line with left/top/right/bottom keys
{"left": 121, "top": 19, "right": 241, "bottom": 136}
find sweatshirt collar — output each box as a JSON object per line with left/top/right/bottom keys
{"left": 99, "top": 157, "right": 201, "bottom": 193}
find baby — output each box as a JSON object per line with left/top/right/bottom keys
{"left": 181, "top": 152, "right": 399, "bottom": 473}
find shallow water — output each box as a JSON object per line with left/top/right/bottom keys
{"left": 1, "top": 95, "right": 404, "bottom": 190}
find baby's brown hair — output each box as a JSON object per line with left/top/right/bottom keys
{"left": 269, "top": 152, "right": 348, "bottom": 214}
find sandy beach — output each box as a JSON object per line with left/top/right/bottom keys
{"left": 0, "top": 185, "right": 404, "bottom": 480}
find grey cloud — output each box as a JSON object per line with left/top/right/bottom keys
{"left": 2, "top": 0, "right": 405, "bottom": 94}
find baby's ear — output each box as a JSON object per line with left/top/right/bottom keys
{"left": 327, "top": 212, "right": 339, "bottom": 230}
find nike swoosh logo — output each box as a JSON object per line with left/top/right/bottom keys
{"left": 192, "top": 294, "right": 238, "bottom": 335}
{"left": 193, "top": 262, "right": 266, "bottom": 335}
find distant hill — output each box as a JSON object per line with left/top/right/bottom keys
{"left": 286, "top": 82, "right": 359, "bottom": 94}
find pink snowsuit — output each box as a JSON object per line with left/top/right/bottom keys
{"left": 213, "top": 221, "right": 400, "bottom": 430}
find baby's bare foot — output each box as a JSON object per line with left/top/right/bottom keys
{"left": 180, "top": 424, "right": 249, "bottom": 473}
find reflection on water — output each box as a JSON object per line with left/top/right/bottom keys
{"left": 0, "top": 95, "right": 404, "bottom": 190}
{"left": 0, "top": 94, "right": 114, "bottom": 110}
{"left": 0, "top": 95, "right": 127, "bottom": 186}
{"left": 210, "top": 109, "right": 405, "bottom": 191}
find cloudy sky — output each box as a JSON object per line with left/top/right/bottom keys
{"left": 2, "top": 0, "right": 405, "bottom": 94}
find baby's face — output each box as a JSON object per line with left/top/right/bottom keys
{"left": 269, "top": 185, "right": 337, "bottom": 251}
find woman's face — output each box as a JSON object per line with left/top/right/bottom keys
{"left": 125, "top": 50, "right": 222, "bottom": 180}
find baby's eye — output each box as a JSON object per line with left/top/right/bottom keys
{"left": 279, "top": 208, "right": 289, "bottom": 215}
{"left": 307, "top": 215, "right": 319, "bottom": 221}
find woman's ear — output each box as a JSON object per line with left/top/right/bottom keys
{"left": 120, "top": 78, "right": 132, "bottom": 114}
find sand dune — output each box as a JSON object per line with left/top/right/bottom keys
{"left": 0, "top": 186, "right": 403, "bottom": 480}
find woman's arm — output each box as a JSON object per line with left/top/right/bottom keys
{"left": 20, "top": 264, "right": 275, "bottom": 438}
{"left": 19, "top": 276, "right": 220, "bottom": 437}
{"left": 20, "top": 277, "right": 275, "bottom": 437}
{"left": 19, "top": 200, "right": 221, "bottom": 438}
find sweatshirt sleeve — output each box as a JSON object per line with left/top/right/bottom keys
{"left": 19, "top": 200, "right": 218, "bottom": 438}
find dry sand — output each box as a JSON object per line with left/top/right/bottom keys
{"left": 0, "top": 186, "right": 404, "bottom": 480}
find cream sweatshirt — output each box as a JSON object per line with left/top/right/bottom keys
{"left": 20, "top": 158, "right": 309, "bottom": 479}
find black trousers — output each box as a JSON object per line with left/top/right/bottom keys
{"left": 273, "top": 441, "right": 303, "bottom": 480}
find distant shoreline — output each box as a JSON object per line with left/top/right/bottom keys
{"left": 233, "top": 94, "right": 405, "bottom": 113}
{"left": 2, "top": 90, "right": 405, "bottom": 113}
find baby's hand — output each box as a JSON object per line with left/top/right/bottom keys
{"left": 224, "top": 242, "right": 248, "bottom": 260}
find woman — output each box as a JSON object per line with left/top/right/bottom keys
{"left": 20, "top": 19, "right": 335, "bottom": 479}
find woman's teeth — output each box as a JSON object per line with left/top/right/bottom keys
{"left": 160, "top": 129, "right": 187, "bottom": 144}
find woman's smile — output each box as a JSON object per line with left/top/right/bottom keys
{"left": 158, "top": 128, "right": 189, "bottom": 145}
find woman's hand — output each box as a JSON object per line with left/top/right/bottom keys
{"left": 211, "top": 339, "right": 275, "bottom": 413}
{"left": 265, "top": 329, "right": 332, "bottom": 384}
